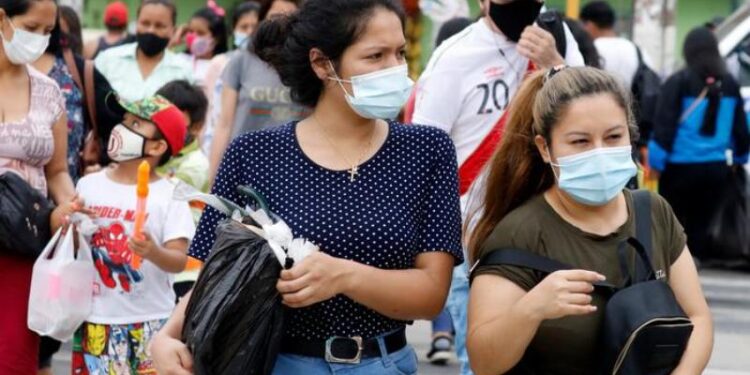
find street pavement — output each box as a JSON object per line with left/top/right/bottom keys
{"left": 53, "top": 268, "right": 750, "bottom": 374}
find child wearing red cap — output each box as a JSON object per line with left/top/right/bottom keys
{"left": 71, "top": 95, "right": 195, "bottom": 374}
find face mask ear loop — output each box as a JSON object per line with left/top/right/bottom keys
{"left": 543, "top": 142, "right": 562, "bottom": 182}
{"left": 326, "top": 60, "right": 355, "bottom": 98}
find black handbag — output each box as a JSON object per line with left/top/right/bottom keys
{"left": 0, "top": 172, "right": 55, "bottom": 258}
{"left": 471, "top": 191, "right": 693, "bottom": 375}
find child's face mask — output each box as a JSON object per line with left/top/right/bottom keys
{"left": 107, "top": 124, "right": 157, "bottom": 162}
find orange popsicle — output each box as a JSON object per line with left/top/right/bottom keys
{"left": 132, "top": 161, "right": 150, "bottom": 269}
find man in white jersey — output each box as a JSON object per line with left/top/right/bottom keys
{"left": 411, "top": 1, "right": 584, "bottom": 374}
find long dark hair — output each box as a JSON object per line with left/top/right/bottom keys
{"left": 563, "top": 16, "right": 601, "bottom": 69}
{"left": 0, "top": 0, "right": 56, "bottom": 17}
{"left": 191, "top": 7, "right": 228, "bottom": 56}
{"left": 683, "top": 26, "right": 726, "bottom": 136}
{"left": 254, "top": 0, "right": 405, "bottom": 107}
{"left": 258, "top": 0, "right": 303, "bottom": 22}
{"left": 60, "top": 5, "right": 83, "bottom": 55}
{"left": 467, "top": 67, "right": 638, "bottom": 262}
{"left": 232, "top": 2, "right": 260, "bottom": 29}
{"left": 684, "top": 26, "right": 726, "bottom": 79}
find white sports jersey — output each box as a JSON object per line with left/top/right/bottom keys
{"left": 413, "top": 19, "right": 584, "bottom": 213}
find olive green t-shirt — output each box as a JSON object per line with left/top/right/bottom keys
{"left": 473, "top": 190, "right": 686, "bottom": 375}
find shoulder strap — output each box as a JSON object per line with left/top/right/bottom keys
{"left": 622, "top": 190, "right": 656, "bottom": 283}
{"left": 470, "top": 248, "right": 616, "bottom": 291}
{"left": 62, "top": 48, "right": 83, "bottom": 93}
{"left": 83, "top": 61, "right": 98, "bottom": 132}
{"left": 635, "top": 45, "right": 644, "bottom": 65}
{"left": 631, "top": 190, "right": 652, "bottom": 254}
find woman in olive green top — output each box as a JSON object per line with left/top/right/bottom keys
{"left": 466, "top": 67, "right": 712, "bottom": 375}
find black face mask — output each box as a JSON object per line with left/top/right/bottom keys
{"left": 489, "top": 0, "right": 544, "bottom": 42}
{"left": 136, "top": 32, "right": 170, "bottom": 57}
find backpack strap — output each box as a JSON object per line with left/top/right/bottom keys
{"left": 631, "top": 190, "right": 653, "bottom": 256}
{"left": 470, "top": 248, "right": 616, "bottom": 292}
{"left": 620, "top": 190, "right": 656, "bottom": 284}
{"left": 635, "top": 45, "right": 644, "bottom": 65}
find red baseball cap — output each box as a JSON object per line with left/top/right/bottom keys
{"left": 106, "top": 94, "right": 187, "bottom": 155}
{"left": 104, "top": 2, "right": 129, "bottom": 28}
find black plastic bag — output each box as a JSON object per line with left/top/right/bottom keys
{"left": 182, "top": 219, "right": 286, "bottom": 375}
{"left": 707, "top": 170, "right": 750, "bottom": 260}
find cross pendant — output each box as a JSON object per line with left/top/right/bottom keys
{"left": 349, "top": 166, "right": 359, "bottom": 182}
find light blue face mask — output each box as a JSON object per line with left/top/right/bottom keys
{"left": 550, "top": 145, "right": 637, "bottom": 206}
{"left": 233, "top": 32, "right": 249, "bottom": 48}
{"left": 328, "top": 62, "right": 414, "bottom": 120}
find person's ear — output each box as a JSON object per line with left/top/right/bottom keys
{"left": 0, "top": 9, "right": 9, "bottom": 39}
{"left": 309, "top": 48, "right": 332, "bottom": 81}
{"left": 147, "top": 139, "right": 169, "bottom": 158}
{"left": 534, "top": 135, "right": 551, "bottom": 163}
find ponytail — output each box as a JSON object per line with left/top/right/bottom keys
{"left": 466, "top": 71, "right": 553, "bottom": 262}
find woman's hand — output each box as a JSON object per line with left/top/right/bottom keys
{"left": 276, "top": 251, "right": 352, "bottom": 308}
{"left": 150, "top": 332, "right": 194, "bottom": 375}
{"left": 522, "top": 269, "right": 605, "bottom": 321}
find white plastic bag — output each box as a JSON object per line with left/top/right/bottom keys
{"left": 28, "top": 224, "right": 95, "bottom": 341}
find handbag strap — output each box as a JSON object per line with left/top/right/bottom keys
{"left": 83, "top": 60, "right": 98, "bottom": 133}
{"left": 62, "top": 49, "right": 98, "bottom": 133}
{"left": 62, "top": 48, "right": 84, "bottom": 92}
{"left": 469, "top": 248, "right": 616, "bottom": 292}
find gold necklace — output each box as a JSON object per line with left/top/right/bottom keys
{"left": 313, "top": 115, "right": 375, "bottom": 182}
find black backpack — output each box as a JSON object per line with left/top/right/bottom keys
{"left": 471, "top": 191, "right": 693, "bottom": 375}
{"left": 631, "top": 47, "right": 662, "bottom": 145}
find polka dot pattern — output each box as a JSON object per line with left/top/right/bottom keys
{"left": 189, "top": 121, "right": 463, "bottom": 340}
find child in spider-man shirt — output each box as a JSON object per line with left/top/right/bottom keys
{"left": 72, "top": 94, "right": 195, "bottom": 374}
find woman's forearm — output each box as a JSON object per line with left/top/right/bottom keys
{"left": 468, "top": 292, "right": 543, "bottom": 375}
{"left": 672, "top": 313, "right": 713, "bottom": 374}
{"left": 46, "top": 170, "right": 75, "bottom": 204}
{"left": 161, "top": 290, "right": 191, "bottom": 340}
{"left": 339, "top": 256, "right": 453, "bottom": 321}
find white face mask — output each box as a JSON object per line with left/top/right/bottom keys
{"left": 328, "top": 62, "right": 414, "bottom": 120}
{"left": 107, "top": 124, "right": 150, "bottom": 162}
{"left": 0, "top": 19, "right": 50, "bottom": 65}
{"left": 233, "top": 31, "right": 249, "bottom": 48}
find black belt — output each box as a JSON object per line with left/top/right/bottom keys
{"left": 280, "top": 329, "right": 407, "bottom": 364}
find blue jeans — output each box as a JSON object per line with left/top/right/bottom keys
{"left": 446, "top": 262, "right": 474, "bottom": 375}
{"left": 272, "top": 340, "right": 418, "bottom": 374}
{"left": 432, "top": 308, "right": 454, "bottom": 334}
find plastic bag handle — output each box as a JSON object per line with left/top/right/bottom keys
{"left": 39, "top": 228, "right": 64, "bottom": 261}
{"left": 237, "top": 185, "right": 270, "bottom": 217}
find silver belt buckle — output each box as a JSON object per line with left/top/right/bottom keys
{"left": 325, "top": 336, "right": 363, "bottom": 364}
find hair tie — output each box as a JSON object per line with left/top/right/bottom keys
{"left": 544, "top": 65, "right": 568, "bottom": 84}
{"left": 207, "top": 0, "right": 226, "bottom": 17}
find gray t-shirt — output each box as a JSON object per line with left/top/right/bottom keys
{"left": 223, "top": 50, "right": 309, "bottom": 138}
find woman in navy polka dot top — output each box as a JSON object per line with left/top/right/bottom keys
{"left": 151, "top": 1, "right": 462, "bottom": 374}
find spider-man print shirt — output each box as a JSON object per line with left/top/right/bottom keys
{"left": 76, "top": 170, "right": 195, "bottom": 325}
